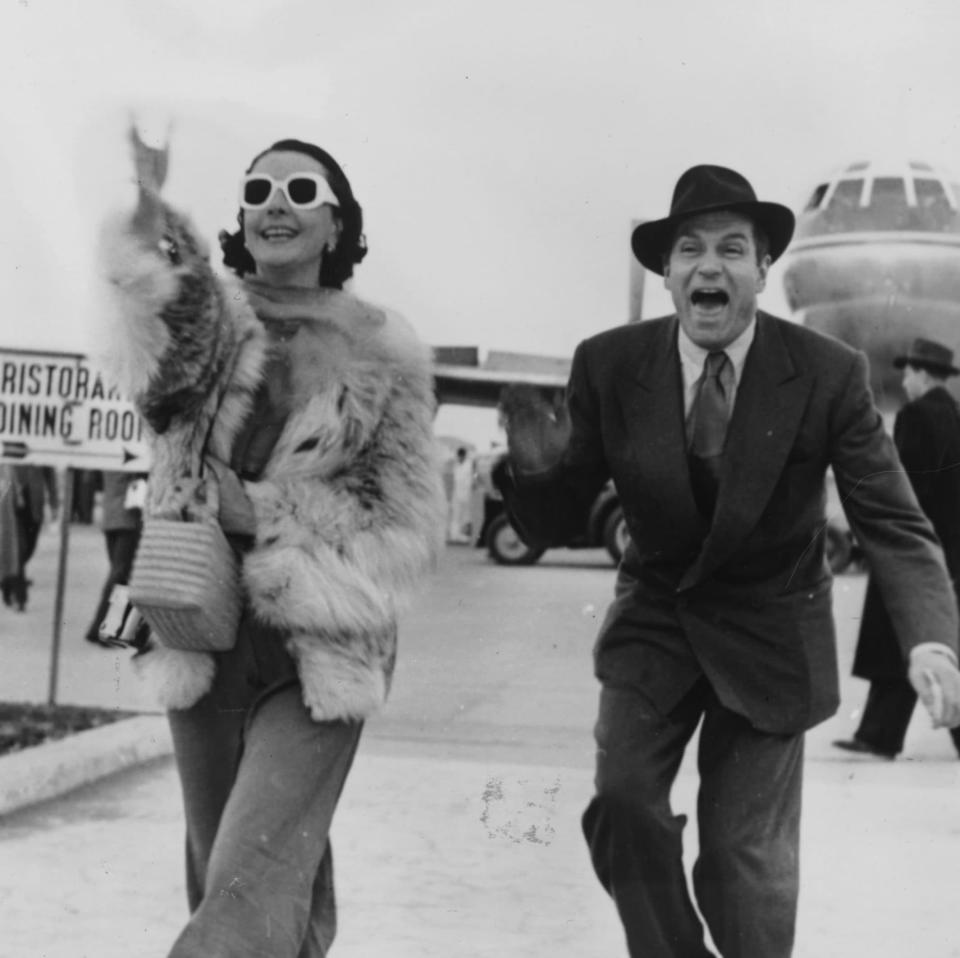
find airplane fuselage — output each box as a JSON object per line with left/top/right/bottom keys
{"left": 782, "top": 160, "right": 960, "bottom": 410}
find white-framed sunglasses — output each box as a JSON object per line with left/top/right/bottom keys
{"left": 239, "top": 172, "right": 340, "bottom": 210}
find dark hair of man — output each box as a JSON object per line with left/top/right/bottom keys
{"left": 219, "top": 138, "right": 368, "bottom": 290}
{"left": 661, "top": 215, "right": 771, "bottom": 271}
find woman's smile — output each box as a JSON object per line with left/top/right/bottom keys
{"left": 261, "top": 225, "right": 299, "bottom": 242}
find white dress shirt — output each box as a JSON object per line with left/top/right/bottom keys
{"left": 676, "top": 318, "right": 756, "bottom": 419}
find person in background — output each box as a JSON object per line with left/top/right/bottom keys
{"left": 1, "top": 465, "right": 58, "bottom": 611}
{"left": 85, "top": 471, "right": 146, "bottom": 647}
{"left": 834, "top": 337, "right": 960, "bottom": 759}
{"left": 71, "top": 468, "right": 101, "bottom": 524}
{"left": 448, "top": 446, "right": 475, "bottom": 542}
{"left": 495, "top": 165, "right": 960, "bottom": 958}
{"left": 0, "top": 465, "right": 19, "bottom": 603}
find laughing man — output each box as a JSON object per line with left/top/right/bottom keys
{"left": 494, "top": 165, "right": 960, "bottom": 957}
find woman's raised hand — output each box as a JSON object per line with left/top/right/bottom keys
{"left": 128, "top": 122, "right": 170, "bottom": 239}
{"left": 499, "top": 384, "right": 571, "bottom": 476}
{"left": 129, "top": 123, "right": 169, "bottom": 195}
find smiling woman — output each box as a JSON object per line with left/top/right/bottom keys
{"left": 241, "top": 155, "right": 342, "bottom": 285}
{"left": 219, "top": 137, "right": 368, "bottom": 292}
{"left": 99, "top": 129, "right": 445, "bottom": 957}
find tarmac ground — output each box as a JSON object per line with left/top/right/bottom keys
{"left": 1, "top": 523, "right": 959, "bottom": 957}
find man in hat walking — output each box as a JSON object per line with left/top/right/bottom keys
{"left": 834, "top": 337, "right": 960, "bottom": 760}
{"left": 494, "top": 166, "right": 960, "bottom": 957}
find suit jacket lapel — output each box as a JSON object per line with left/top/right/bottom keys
{"left": 681, "top": 313, "right": 813, "bottom": 588}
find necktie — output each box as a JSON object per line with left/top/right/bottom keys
{"left": 688, "top": 351, "right": 734, "bottom": 515}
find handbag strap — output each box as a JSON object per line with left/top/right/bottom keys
{"left": 188, "top": 338, "right": 249, "bottom": 481}
{"left": 181, "top": 329, "right": 290, "bottom": 529}
{"left": 180, "top": 342, "right": 284, "bottom": 533}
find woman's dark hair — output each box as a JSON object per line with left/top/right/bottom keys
{"left": 219, "top": 138, "right": 367, "bottom": 289}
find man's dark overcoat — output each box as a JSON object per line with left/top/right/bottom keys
{"left": 853, "top": 385, "right": 960, "bottom": 679}
{"left": 497, "top": 313, "right": 958, "bottom": 734}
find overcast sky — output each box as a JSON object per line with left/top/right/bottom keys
{"left": 3, "top": 0, "right": 959, "bottom": 443}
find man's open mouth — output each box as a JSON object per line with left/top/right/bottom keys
{"left": 691, "top": 289, "right": 729, "bottom": 309}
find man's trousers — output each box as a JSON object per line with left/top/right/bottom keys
{"left": 582, "top": 681, "right": 804, "bottom": 958}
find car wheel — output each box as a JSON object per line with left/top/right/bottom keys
{"left": 486, "top": 514, "right": 546, "bottom": 566}
{"left": 603, "top": 507, "right": 630, "bottom": 564}
{"left": 825, "top": 524, "right": 853, "bottom": 575}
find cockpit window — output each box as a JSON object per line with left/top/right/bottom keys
{"left": 804, "top": 183, "right": 828, "bottom": 211}
{"left": 870, "top": 177, "right": 906, "bottom": 206}
{"left": 829, "top": 179, "right": 864, "bottom": 209}
{"left": 915, "top": 178, "right": 949, "bottom": 208}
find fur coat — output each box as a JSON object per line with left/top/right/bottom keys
{"left": 98, "top": 196, "right": 445, "bottom": 723}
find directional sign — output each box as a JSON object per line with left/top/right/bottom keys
{"left": 0, "top": 347, "right": 151, "bottom": 472}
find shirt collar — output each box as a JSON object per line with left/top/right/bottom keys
{"left": 677, "top": 316, "right": 757, "bottom": 381}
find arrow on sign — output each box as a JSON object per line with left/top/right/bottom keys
{"left": 0, "top": 441, "right": 147, "bottom": 468}
{"left": 1, "top": 441, "right": 27, "bottom": 459}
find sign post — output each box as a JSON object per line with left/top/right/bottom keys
{"left": 0, "top": 347, "right": 151, "bottom": 706}
{"left": 47, "top": 474, "right": 74, "bottom": 706}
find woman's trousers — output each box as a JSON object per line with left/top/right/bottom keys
{"left": 165, "top": 619, "right": 363, "bottom": 958}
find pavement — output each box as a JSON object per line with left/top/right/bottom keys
{"left": 1, "top": 525, "right": 960, "bottom": 957}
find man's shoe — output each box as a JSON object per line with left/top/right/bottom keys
{"left": 832, "top": 738, "right": 897, "bottom": 759}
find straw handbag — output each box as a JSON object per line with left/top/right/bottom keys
{"left": 129, "top": 471, "right": 242, "bottom": 653}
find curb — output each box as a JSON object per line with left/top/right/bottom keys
{"left": 0, "top": 714, "right": 173, "bottom": 817}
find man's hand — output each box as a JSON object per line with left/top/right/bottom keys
{"left": 908, "top": 648, "right": 960, "bottom": 728}
{"left": 499, "top": 385, "right": 571, "bottom": 476}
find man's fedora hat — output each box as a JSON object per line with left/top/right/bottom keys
{"left": 631, "top": 165, "right": 796, "bottom": 275}
{"left": 893, "top": 337, "right": 960, "bottom": 376}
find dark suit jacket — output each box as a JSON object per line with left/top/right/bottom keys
{"left": 853, "top": 385, "right": 960, "bottom": 679}
{"left": 497, "top": 313, "right": 958, "bottom": 734}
